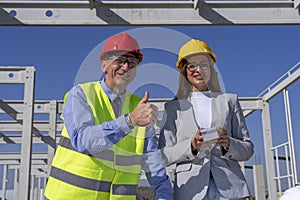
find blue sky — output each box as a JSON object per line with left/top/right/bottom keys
{"left": 1, "top": 25, "right": 299, "bottom": 98}
{"left": 0, "top": 25, "right": 300, "bottom": 192}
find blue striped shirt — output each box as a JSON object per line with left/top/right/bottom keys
{"left": 62, "top": 80, "right": 172, "bottom": 200}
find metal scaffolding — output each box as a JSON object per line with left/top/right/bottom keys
{"left": 0, "top": 67, "right": 35, "bottom": 200}
{"left": 0, "top": 0, "right": 300, "bottom": 25}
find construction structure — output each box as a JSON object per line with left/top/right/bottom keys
{"left": 1, "top": 1, "right": 300, "bottom": 200}
{"left": 1, "top": 0, "right": 300, "bottom": 25}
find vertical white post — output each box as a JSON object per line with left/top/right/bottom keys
{"left": 30, "top": 175, "right": 35, "bottom": 200}
{"left": 283, "top": 89, "right": 297, "bottom": 186}
{"left": 19, "top": 66, "right": 35, "bottom": 200}
{"left": 2, "top": 164, "right": 8, "bottom": 200}
{"left": 48, "top": 100, "right": 57, "bottom": 174}
{"left": 13, "top": 169, "right": 19, "bottom": 200}
{"left": 261, "top": 101, "right": 277, "bottom": 200}
{"left": 253, "top": 165, "right": 266, "bottom": 200}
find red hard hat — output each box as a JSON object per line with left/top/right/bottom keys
{"left": 100, "top": 32, "right": 143, "bottom": 63}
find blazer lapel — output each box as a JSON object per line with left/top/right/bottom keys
{"left": 210, "top": 92, "right": 227, "bottom": 129}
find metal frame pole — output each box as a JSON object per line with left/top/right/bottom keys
{"left": 13, "top": 169, "right": 19, "bottom": 200}
{"left": 283, "top": 89, "right": 298, "bottom": 185}
{"left": 19, "top": 66, "right": 35, "bottom": 200}
{"left": 253, "top": 164, "right": 266, "bottom": 200}
{"left": 47, "top": 100, "right": 57, "bottom": 175}
{"left": 261, "top": 100, "right": 277, "bottom": 200}
{"left": 1, "top": 164, "right": 8, "bottom": 200}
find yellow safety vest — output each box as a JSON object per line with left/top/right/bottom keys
{"left": 44, "top": 81, "right": 146, "bottom": 200}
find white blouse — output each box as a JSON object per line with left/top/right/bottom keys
{"left": 190, "top": 91, "right": 212, "bottom": 129}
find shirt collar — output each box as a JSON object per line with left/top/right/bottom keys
{"left": 100, "top": 79, "right": 126, "bottom": 102}
{"left": 190, "top": 91, "right": 211, "bottom": 98}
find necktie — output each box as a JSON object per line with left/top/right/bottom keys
{"left": 112, "top": 97, "right": 121, "bottom": 117}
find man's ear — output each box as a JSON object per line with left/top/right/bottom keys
{"left": 101, "top": 60, "right": 108, "bottom": 73}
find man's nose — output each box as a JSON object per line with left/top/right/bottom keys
{"left": 120, "top": 60, "right": 130, "bottom": 71}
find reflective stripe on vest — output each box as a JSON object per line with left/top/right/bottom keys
{"left": 50, "top": 166, "right": 111, "bottom": 192}
{"left": 116, "top": 154, "right": 143, "bottom": 166}
{"left": 59, "top": 136, "right": 115, "bottom": 162}
{"left": 50, "top": 166, "right": 137, "bottom": 195}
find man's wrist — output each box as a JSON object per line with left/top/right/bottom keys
{"left": 124, "top": 113, "right": 135, "bottom": 129}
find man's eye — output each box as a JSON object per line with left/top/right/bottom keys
{"left": 115, "top": 59, "right": 125, "bottom": 63}
{"left": 128, "top": 59, "right": 137, "bottom": 64}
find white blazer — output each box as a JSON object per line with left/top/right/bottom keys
{"left": 159, "top": 92, "right": 254, "bottom": 199}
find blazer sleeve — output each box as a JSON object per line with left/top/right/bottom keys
{"left": 158, "top": 101, "right": 197, "bottom": 166}
{"left": 222, "top": 94, "right": 254, "bottom": 161}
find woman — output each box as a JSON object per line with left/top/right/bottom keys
{"left": 159, "top": 39, "right": 254, "bottom": 200}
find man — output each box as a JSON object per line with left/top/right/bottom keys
{"left": 44, "top": 32, "right": 173, "bottom": 200}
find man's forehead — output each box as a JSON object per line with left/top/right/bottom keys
{"left": 107, "top": 51, "right": 137, "bottom": 58}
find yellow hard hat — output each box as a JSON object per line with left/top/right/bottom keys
{"left": 176, "top": 39, "right": 216, "bottom": 69}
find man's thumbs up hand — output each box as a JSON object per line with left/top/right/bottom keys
{"left": 128, "top": 91, "right": 158, "bottom": 127}
{"left": 140, "top": 91, "right": 149, "bottom": 104}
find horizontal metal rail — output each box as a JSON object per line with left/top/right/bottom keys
{"left": 1, "top": 0, "right": 300, "bottom": 25}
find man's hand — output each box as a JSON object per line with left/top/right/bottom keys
{"left": 129, "top": 91, "right": 158, "bottom": 127}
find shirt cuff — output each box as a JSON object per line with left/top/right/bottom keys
{"left": 221, "top": 137, "right": 233, "bottom": 160}
{"left": 115, "top": 115, "right": 132, "bottom": 134}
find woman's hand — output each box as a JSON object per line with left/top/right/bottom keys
{"left": 191, "top": 128, "right": 204, "bottom": 151}
{"left": 217, "top": 128, "right": 230, "bottom": 149}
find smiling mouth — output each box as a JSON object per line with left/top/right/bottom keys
{"left": 117, "top": 72, "right": 131, "bottom": 79}
{"left": 193, "top": 74, "right": 204, "bottom": 79}
{"left": 116, "top": 70, "right": 127, "bottom": 76}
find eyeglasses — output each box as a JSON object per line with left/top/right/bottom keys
{"left": 186, "top": 61, "right": 210, "bottom": 72}
{"left": 105, "top": 55, "right": 139, "bottom": 69}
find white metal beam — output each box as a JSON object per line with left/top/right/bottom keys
{"left": 2, "top": 164, "right": 8, "bottom": 200}
{"left": 0, "top": 121, "right": 64, "bottom": 131}
{"left": 0, "top": 100, "right": 64, "bottom": 114}
{"left": 47, "top": 100, "right": 58, "bottom": 174}
{"left": 295, "top": 0, "right": 300, "bottom": 9}
{"left": 0, "top": 66, "right": 36, "bottom": 200}
{"left": 0, "top": 133, "right": 61, "bottom": 144}
{"left": 261, "top": 101, "right": 277, "bottom": 200}
{"left": 0, "top": 0, "right": 300, "bottom": 25}
{"left": 243, "top": 62, "right": 300, "bottom": 117}
{"left": 238, "top": 97, "right": 263, "bottom": 110}
{"left": 253, "top": 165, "right": 266, "bottom": 200}
{"left": 259, "top": 62, "right": 300, "bottom": 101}
{"left": 283, "top": 89, "right": 298, "bottom": 186}
{"left": 18, "top": 84, "right": 34, "bottom": 200}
